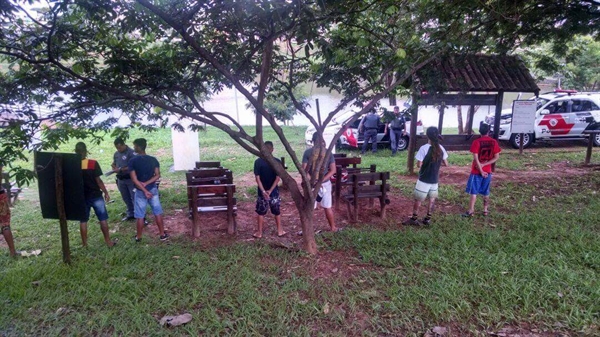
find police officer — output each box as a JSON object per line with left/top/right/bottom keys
{"left": 111, "top": 138, "right": 136, "bottom": 221}
{"left": 385, "top": 106, "right": 407, "bottom": 156}
{"left": 359, "top": 108, "right": 380, "bottom": 154}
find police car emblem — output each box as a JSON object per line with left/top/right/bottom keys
{"left": 549, "top": 119, "right": 558, "bottom": 127}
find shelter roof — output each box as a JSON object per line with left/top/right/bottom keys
{"left": 414, "top": 54, "right": 540, "bottom": 93}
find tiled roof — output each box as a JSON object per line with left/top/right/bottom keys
{"left": 415, "top": 54, "right": 540, "bottom": 93}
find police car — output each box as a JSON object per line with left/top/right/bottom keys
{"left": 305, "top": 106, "right": 423, "bottom": 151}
{"left": 484, "top": 91, "right": 600, "bottom": 148}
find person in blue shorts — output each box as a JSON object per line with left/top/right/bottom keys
{"left": 75, "top": 142, "right": 116, "bottom": 247}
{"left": 129, "top": 138, "right": 169, "bottom": 242}
{"left": 463, "top": 123, "right": 501, "bottom": 217}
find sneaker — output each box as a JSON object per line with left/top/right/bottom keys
{"left": 159, "top": 233, "right": 170, "bottom": 241}
{"left": 402, "top": 217, "right": 421, "bottom": 226}
{"left": 133, "top": 236, "right": 141, "bottom": 243}
{"left": 121, "top": 216, "right": 135, "bottom": 222}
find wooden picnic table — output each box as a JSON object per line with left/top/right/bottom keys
{"left": 583, "top": 130, "right": 600, "bottom": 165}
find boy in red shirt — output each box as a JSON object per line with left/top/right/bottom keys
{"left": 463, "top": 123, "right": 501, "bottom": 217}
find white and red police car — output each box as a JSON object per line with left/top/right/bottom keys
{"left": 484, "top": 90, "right": 600, "bottom": 148}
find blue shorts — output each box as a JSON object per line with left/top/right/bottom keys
{"left": 465, "top": 173, "right": 492, "bottom": 196}
{"left": 82, "top": 197, "right": 109, "bottom": 223}
{"left": 134, "top": 186, "right": 163, "bottom": 218}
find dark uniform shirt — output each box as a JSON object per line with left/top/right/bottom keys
{"left": 362, "top": 113, "right": 380, "bottom": 129}
{"left": 112, "top": 146, "right": 136, "bottom": 179}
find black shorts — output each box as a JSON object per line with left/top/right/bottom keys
{"left": 255, "top": 190, "right": 281, "bottom": 216}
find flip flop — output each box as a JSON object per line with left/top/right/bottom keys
{"left": 277, "top": 232, "right": 288, "bottom": 237}
{"left": 483, "top": 211, "right": 489, "bottom": 216}
{"left": 252, "top": 233, "right": 262, "bottom": 239}
{"left": 461, "top": 211, "right": 474, "bottom": 218}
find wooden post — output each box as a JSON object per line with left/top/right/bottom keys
{"left": 519, "top": 133, "right": 525, "bottom": 155}
{"left": 191, "top": 186, "right": 200, "bottom": 238}
{"left": 492, "top": 92, "right": 504, "bottom": 140}
{"left": 492, "top": 92, "right": 504, "bottom": 172}
{"left": 55, "top": 155, "right": 71, "bottom": 264}
{"left": 585, "top": 133, "right": 594, "bottom": 165}
{"left": 466, "top": 105, "right": 476, "bottom": 135}
{"left": 226, "top": 185, "right": 235, "bottom": 235}
{"left": 407, "top": 98, "right": 419, "bottom": 174}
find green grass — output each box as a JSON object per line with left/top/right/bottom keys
{"left": 1, "top": 126, "right": 599, "bottom": 336}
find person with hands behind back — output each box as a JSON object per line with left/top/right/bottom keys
{"left": 463, "top": 123, "right": 502, "bottom": 217}
{"left": 129, "top": 138, "right": 168, "bottom": 242}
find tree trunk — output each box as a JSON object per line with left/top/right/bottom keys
{"left": 298, "top": 201, "right": 317, "bottom": 254}
{"left": 457, "top": 105, "right": 464, "bottom": 134}
{"left": 278, "top": 172, "right": 318, "bottom": 254}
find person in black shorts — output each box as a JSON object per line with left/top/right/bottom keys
{"left": 253, "top": 141, "right": 286, "bottom": 238}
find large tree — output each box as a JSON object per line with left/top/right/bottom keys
{"left": 1, "top": 0, "right": 599, "bottom": 253}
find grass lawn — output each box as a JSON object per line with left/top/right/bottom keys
{"left": 1, "top": 126, "right": 599, "bottom": 336}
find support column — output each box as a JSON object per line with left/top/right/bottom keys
{"left": 493, "top": 92, "right": 504, "bottom": 140}
{"left": 407, "top": 98, "right": 419, "bottom": 174}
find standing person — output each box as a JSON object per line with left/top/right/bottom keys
{"left": 253, "top": 141, "right": 286, "bottom": 238}
{"left": 462, "top": 123, "right": 501, "bottom": 217}
{"left": 302, "top": 132, "right": 339, "bottom": 232}
{"left": 0, "top": 165, "right": 17, "bottom": 257}
{"left": 75, "top": 143, "right": 116, "bottom": 247}
{"left": 402, "top": 127, "right": 449, "bottom": 226}
{"left": 359, "top": 108, "right": 380, "bottom": 154}
{"left": 384, "top": 106, "right": 407, "bottom": 155}
{"left": 129, "top": 138, "right": 168, "bottom": 242}
{"left": 111, "top": 138, "right": 136, "bottom": 221}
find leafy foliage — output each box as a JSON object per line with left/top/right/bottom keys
{"left": 1, "top": 0, "right": 599, "bottom": 251}
{"left": 520, "top": 36, "right": 600, "bottom": 91}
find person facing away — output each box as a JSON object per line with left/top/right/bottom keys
{"left": 301, "top": 132, "right": 339, "bottom": 232}
{"left": 128, "top": 138, "right": 169, "bottom": 242}
{"left": 75, "top": 142, "right": 116, "bottom": 247}
{"left": 0, "top": 165, "right": 17, "bottom": 257}
{"left": 111, "top": 137, "right": 136, "bottom": 221}
{"left": 253, "top": 141, "right": 286, "bottom": 238}
{"left": 462, "top": 123, "right": 501, "bottom": 217}
{"left": 358, "top": 108, "right": 381, "bottom": 154}
{"left": 384, "top": 106, "right": 407, "bottom": 156}
{"left": 403, "top": 127, "right": 449, "bottom": 226}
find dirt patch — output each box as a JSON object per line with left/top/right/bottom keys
{"left": 396, "top": 160, "right": 593, "bottom": 187}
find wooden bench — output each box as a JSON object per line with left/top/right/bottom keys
{"left": 333, "top": 153, "right": 347, "bottom": 158}
{"left": 1, "top": 173, "right": 21, "bottom": 206}
{"left": 334, "top": 156, "right": 361, "bottom": 168}
{"left": 341, "top": 171, "right": 390, "bottom": 221}
{"left": 189, "top": 184, "right": 237, "bottom": 236}
{"left": 186, "top": 169, "right": 234, "bottom": 217}
{"left": 195, "top": 161, "right": 222, "bottom": 169}
{"left": 333, "top": 164, "right": 376, "bottom": 209}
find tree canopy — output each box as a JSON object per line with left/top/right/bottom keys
{"left": 1, "top": 0, "right": 598, "bottom": 252}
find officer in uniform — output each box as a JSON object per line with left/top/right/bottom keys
{"left": 359, "top": 108, "right": 381, "bottom": 154}
{"left": 385, "top": 106, "right": 407, "bottom": 155}
{"left": 111, "top": 138, "right": 136, "bottom": 221}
